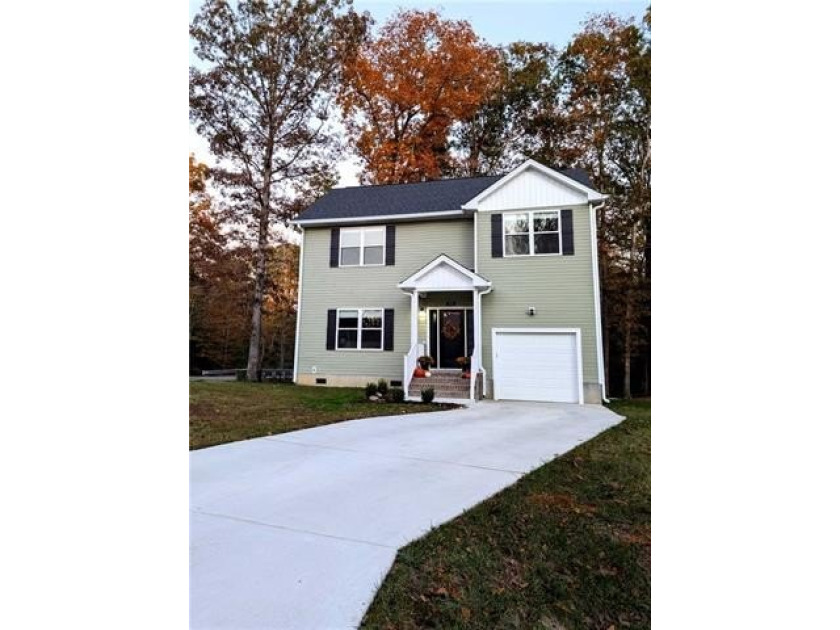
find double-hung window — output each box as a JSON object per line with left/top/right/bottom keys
{"left": 340, "top": 227, "right": 385, "bottom": 266}
{"left": 503, "top": 210, "right": 561, "bottom": 256}
{"left": 336, "top": 308, "right": 384, "bottom": 350}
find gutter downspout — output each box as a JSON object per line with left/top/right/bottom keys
{"left": 469, "top": 207, "right": 493, "bottom": 396}
{"left": 476, "top": 285, "right": 492, "bottom": 397}
{"left": 590, "top": 200, "right": 609, "bottom": 402}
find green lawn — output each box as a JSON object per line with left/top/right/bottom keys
{"left": 189, "top": 381, "right": 457, "bottom": 450}
{"left": 362, "top": 400, "right": 651, "bottom": 630}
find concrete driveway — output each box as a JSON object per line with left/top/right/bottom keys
{"left": 190, "top": 401, "right": 623, "bottom": 629}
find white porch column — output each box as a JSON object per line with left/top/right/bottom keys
{"left": 473, "top": 288, "right": 481, "bottom": 372}
{"left": 410, "top": 290, "right": 419, "bottom": 349}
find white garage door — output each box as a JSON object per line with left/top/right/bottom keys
{"left": 493, "top": 329, "right": 581, "bottom": 403}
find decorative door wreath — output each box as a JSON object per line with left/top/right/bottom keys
{"left": 442, "top": 313, "right": 461, "bottom": 340}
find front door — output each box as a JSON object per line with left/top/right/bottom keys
{"left": 438, "top": 310, "right": 466, "bottom": 368}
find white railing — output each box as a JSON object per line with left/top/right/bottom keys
{"left": 469, "top": 350, "right": 478, "bottom": 401}
{"left": 403, "top": 342, "right": 425, "bottom": 393}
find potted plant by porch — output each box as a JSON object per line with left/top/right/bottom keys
{"left": 456, "top": 356, "right": 471, "bottom": 379}
{"left": 417, "top": 355, "right": 434, "bottom": 371}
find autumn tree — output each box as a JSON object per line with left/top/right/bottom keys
{"left": 558, "top": 11, "right": 651, "bottom": 397}
{"left": 452, "top": 42, "right": 562, "bottom": 176}
{"left": 261, "top": 243, "right": 299, "bottom": 370}
{"left": 190, "top": 0, "right": 369, "bottom": 380}
{"left": 190, "top": 155, "right": 252, "bottom": 371}
{"left": 341, "top": 9, "right": 501, "bottom": 184}
{"left": 190, "top": 154, "right": 222, "bottom": 367}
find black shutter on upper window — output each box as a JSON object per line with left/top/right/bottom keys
{"left": 385, "top": 225, "right": 396, "bottom": 265}
{"left": 329, "top": 228, "right": 340, "bottom": 267}
{"left": 383, "top": 309, "right": 394, "bottom": 351}
{"left": 491, "top": 214, "right": 503, "bottom": 258}
{"left": 561, "top": 209, "right": 575, "bottom": 255}
{"left": 326, "top": 309, "right": 337, "bottom": 350}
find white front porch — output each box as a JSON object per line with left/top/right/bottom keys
{"left": 397, "top": 255, "right": 492, "bottom": 401}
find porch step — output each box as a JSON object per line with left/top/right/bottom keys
{"left": 408, "top": 369, "right": 471, "bottom": 399}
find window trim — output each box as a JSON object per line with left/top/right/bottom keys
{"left": 335, "top": 307, "right": 385, "bottom": 351}
{"left": 502, "top": 210, "right": 563, "bottom": 257}
{"left": 338, "top": 226, "right": 386, "bottom": 267}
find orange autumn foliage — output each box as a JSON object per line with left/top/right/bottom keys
{"left": 341, "top": 9, "right": 501, "bottom": 184}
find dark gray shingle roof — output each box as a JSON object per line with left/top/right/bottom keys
{"left": 295, "top": 167, "right": 593, "bottom": 223}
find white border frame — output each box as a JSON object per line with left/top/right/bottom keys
{"left": 491, "top": 327, "right": 584, "bottom": 405}
{"left": 501, "top": 210, "right": 564, "bottom": 258}
{"left": 335, "top": 307, "right": 385, "bottom": 351}
{"left": 338, "top": 226, "right": 386, "bottom": 268}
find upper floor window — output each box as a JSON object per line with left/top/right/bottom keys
{"left": 340, "top": 226, "right": 385, "bottom": 266}
{"left": 503, "top": 210, "right": 561, "bottom": 256}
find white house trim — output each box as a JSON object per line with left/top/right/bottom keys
{"left": 338, "top": 225, "right": 385, "bottom": 268}
{"left": 461, "top": 159, "right": 607, "bottom": 210}
{"left": 491, "top": 327, "right": 585, "bottom": 405}
{"left": 334, "top": 307, "right": 386, "bottom": 351}
{"left": 397, "top": 254, "right": 491, "bottom": 291}
{"left": 501, "top": 209, "right": 566, "bottom": 257}
{"left": 293, "top": 209, "right": 466, "bottom": 226}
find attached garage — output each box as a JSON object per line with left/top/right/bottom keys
{"left": 492, "top": 328, "right": 583, "bottom": 403}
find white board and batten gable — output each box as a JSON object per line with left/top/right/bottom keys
{"left": 397, "top": 254, "right": 491, "bottom": 292}
{"left": 461, "top": 159, "right": 606, "bottom": 212}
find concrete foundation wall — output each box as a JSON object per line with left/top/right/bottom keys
{"left": 583, "top": 382, "right": 602, "bottom": 404}
{"left": 296, "top": 374, "right": 398, "bottom": 388}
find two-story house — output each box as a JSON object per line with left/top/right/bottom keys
{"left": 291, "top": 159, "right": 607, "bottom": 404}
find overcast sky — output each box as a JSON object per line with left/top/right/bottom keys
{"left": 188, "top": 0, "right": 647, "bottom": 187}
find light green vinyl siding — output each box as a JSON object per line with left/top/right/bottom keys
{"left": 297, "top": 219, "right": 474, "bottom": 381}
{"left": 475, "top": 204, "right": 600, "bottom": 390}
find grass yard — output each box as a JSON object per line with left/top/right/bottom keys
{"left": 189, "top": 381, "right": 457, "bottom": 450}
{"left": 362, "top": 399, "right": 651, "bottom": 630}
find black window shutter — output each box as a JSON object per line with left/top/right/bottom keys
{"left": 561, "top": 209, "right": 575, "bottom": 255}
{"left": 491, "top": 214, "right": 503, "bottom": 258}
{"left": 329, "top": 228, "right": 340, "bottom": 267}
{"left": 383, "top": 309, "right": 394, "bottom": 351}
{"left": 326, "top": 309, "right": 337, "bottom": 350}
{"left": 385, "top": 225, "right": 396, "bottom": 265}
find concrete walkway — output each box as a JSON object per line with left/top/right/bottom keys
{"left": 190, "top": 401, "right": 624, "bottom": 629}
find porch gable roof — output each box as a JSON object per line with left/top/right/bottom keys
{"left": 397, "top": 254, "right": 491, "bottom": 292}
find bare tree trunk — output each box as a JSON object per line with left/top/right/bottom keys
{"left": 246, "top": 241, "right": 267, "bottom": 381}
{"left": 246, "top": 187, "right": 271, "bottom": 381}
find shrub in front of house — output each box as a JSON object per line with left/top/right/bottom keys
{"left": 387, "top": 387, "right": 405, "bottom": 403}
{"left": 377, "top": 378, "right": 389, "bottom": 396}
{"left": 365, "top": 382, "right": 378, "bottom": 398}
{"left": 421, "top": 387, "right": 435, "bottom": 403}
